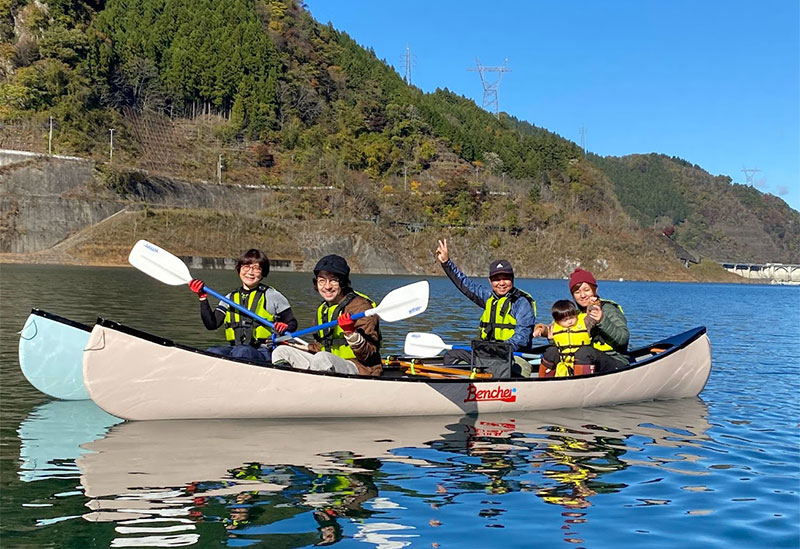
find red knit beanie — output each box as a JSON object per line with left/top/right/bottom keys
{"left": 568, "top": 268, "right": 597, "bottom": 292}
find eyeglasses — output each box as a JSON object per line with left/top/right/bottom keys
{"left": 240, "top": 264, "right": 262, "bottom": 273}
{"left": 316, "top": 276, "right": 340, "bottom": 287}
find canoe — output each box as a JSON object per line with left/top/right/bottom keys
{"left": 19, "top": 309, "right": 92, "bottom": 400}
{"left": 83, "top": 318, "right": 711, "bottom": 420}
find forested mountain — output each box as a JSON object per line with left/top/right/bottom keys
{"left": 2, "top": 0, "right": 798, "bottom": 267}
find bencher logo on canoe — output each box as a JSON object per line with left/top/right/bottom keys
{"left": 464, "top": 384, "right": 517, "bottom": 403}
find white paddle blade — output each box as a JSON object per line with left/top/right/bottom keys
{"left": 128, "top": 240, "right": 192, "bottom": 286}
{"left": 404, "top": 332, "right": 451, "bottom": 357}
{"left": 368, "top": 280, "right": 429, "bottom": 323}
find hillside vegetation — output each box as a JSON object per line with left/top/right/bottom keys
{"left": 1, "top": 0, "right": 798, "bottom": 271}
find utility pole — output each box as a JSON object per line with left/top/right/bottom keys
{"left": 48, "top": 117, "right": 53, "bottom": 155}
{"left": 403, "top": 164, "right": 408, "bottom": 192}
{"left": 217, "top": 154, "right": 223, "bottom": 184}
{"left": 109, "top": 128, "right": 114, "bottom": 163}
{"left": 468, "top": 57, "right": 511, "bottom": 117}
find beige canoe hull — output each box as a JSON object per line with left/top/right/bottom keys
{"left": 83, "top": 321, "right": 711, "bottom": 421}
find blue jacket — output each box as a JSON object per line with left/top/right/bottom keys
{"left": 441, "top": 259, "right": 536, "bottom": 351}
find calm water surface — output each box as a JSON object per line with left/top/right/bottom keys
{"left": 1, "top": 264, "right": 798, "bottom": 548}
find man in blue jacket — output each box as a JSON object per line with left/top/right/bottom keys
{"left": 434, "top": 239, "right": 536, "bottom": 372}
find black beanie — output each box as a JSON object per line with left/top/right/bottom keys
{"left": 313, "top": 254, "right": 350, "bottom": 278}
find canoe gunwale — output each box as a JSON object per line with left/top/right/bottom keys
{"left": 30, "top": 308, "right": 92, "bottom": 333}
{"left": 93, "top": 317, "right": 707, "bottom": 384}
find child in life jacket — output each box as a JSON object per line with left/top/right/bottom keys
{"left": 534, "top": 300, "right": 597, "bottom": 377}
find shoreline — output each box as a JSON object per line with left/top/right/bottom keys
{"left": 1, "top": 254, "right": 786, "bottom": 285}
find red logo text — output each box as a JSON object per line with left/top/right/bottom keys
{"left": 464, "top": 384, "right": 517, "bottom": 403}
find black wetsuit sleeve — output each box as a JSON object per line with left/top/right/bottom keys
{"left": 276, "top": 307, "right": 298, "bottom": 332}
{"left": 200, "top": 299, "right": 225, "bottom": 330}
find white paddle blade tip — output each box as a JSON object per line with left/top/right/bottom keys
{"left": 375, "top": 280, "right": 429, "bottom": 322}
{"left": 128, "top": 240, "right": 192, "bottom": 286}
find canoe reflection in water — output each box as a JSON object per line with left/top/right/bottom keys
{"left": 18, "top": 398, "right": 711, "bottom": 547}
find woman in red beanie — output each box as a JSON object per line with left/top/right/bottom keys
{"left": 567, "top": 268, "right": 629, "bottom": 374}
{"left": 536, "top": 268, "right": 629, "bottom": 375}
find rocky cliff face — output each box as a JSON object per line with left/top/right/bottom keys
{"left": 0, "top": 152, "right": 275, "bottom": 254}
{"left": 0, "top": 154, "right": 124, "bottom": 253}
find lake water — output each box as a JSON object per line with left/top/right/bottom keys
{"left": 0, "top": 264, "right": 798, "bottom": 548}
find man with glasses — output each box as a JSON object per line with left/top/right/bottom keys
{"left": 271, "top": 254, "right": 383, "bottom": 375}
{"left": 188, "top": 248, "right": 297, "bottom": 362}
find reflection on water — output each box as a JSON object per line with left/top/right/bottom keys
{"left": 18, "top": 400, "right": 121, "bottom": 483}
{"left": 13, "top": 398, "right": 714, "bottom": 547}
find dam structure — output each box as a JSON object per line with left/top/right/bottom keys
{"left": 720, "top": 262, "right": 800, "bottom": 285}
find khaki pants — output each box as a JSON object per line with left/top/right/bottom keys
{"left": 272, "top": 345, "right": 359, "bottom": 375}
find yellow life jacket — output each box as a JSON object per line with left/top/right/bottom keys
{"left": 314, "top": 291, "right": 378, "bottom": 359}
{"left": 590, "top": 299, "right": 624, "bottom": 352}
{"left": 224, "top": 285, "right": 275, "bottom": 345}
{"left": 478, "top": 289, "right": 536, "bottom": 342}
{"left": 552, "top": 313, "right": 591, "bottom": 377}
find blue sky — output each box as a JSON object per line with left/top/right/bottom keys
{"left": 305, "top": 1, "right": 800, "bottom": 212}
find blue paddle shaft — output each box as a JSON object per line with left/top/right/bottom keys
{"left": 202, "top": 286, "right": 278, "bottom": 332}
{"left": 275, "top": 310, "right": 367, "bottom": 342}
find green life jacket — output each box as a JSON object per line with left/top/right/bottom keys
{"left": 314, "top": 291, "right": 379, "bottom": 359}
{"left": 478, "top": 288, "right": 536, "bottom": 342}
{"left": 224, "top": 284, "right": 274, "bottom": 345}
{"left": 591, "top": 299, "right": 624, "bottom": 352}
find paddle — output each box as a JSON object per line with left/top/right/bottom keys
{"left": 404, "top": 332, "right": 467, "bottom": 357}
{"left": 274, "top": 280, "right": 430, "bottom": 342}
{"left": 404, "top": 332, "right": 541, "bottom": 360}
{"left": 128, "top": 240, "right": 283, "bottom": 335}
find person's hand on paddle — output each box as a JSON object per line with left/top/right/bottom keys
{"left": 273, "top": 321, "right": 289, "bottom": 335}
{"left": 434, "top": 239, "right": 449, "bottom": 264}
{"left": 337, "top": 312, "right": 356, "bottom": 334}
{"left": 189, "top": 279, "right": 207, "bottom": 300}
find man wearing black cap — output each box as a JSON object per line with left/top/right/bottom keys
{"left": 434, "top": 239, "right": 536, "bottom": 370}
{"left": 271, "top": 254, "right": 382, "bottom": 375}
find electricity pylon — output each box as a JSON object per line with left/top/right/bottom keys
{"left": 742, "top": 167, "right": 761, "bottom": 186}
{"left": 402, "top": 44, "right": 416, "bottom": 85}
{"left": 468, "top": 57, "right": 511, "bottom": 117}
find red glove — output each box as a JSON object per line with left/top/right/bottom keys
{"left": 337, "top": 312, "right": 356, "bottom": 334}
{"left": 273, "top": 321, "right": 289, "bottom": 334}
{"left": 189, "top": 279, "right": 207, "bottom": 299}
